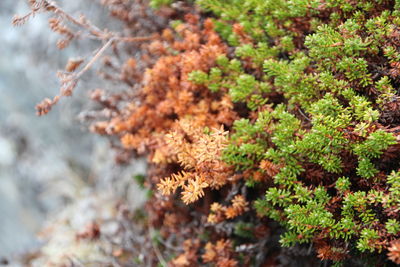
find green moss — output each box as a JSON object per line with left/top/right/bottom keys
{"left": 188, "top": 0, "right": 400, "bottom": 264}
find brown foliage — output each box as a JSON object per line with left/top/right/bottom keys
{"left": 89, "top": 16, "right": 239, "bottom": 211}
{"left": 388, "top": 240, "right": 400, "bottom": 264}
{"left": 208, "top": 195, "right": 249, "bottom": 223}
{"left": 202, "top": 239, "right": 238, "bottom": 267}
{"left": 157, "top": 119, "right": 233, "bottom": 204}
{"left": 75, "top": 222, "right": 101, "bottom": 241}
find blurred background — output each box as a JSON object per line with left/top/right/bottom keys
{"left": 0, "top": 0, "right": 145, "bottom": 263}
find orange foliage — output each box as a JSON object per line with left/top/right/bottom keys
{"left": 171, "top": 239, "right": 201, "bottom": 267}
{"left": 157, "top": 119, "right": 234, "bottom": 204}
{"left": 207, "top": 195, "right": 249, "bottom": 223}
{"left": 202, "top": 239, "right": 238, "bottom": 267}
{"left": 388, "top": 240, "right": 400, "bottom": 264}
{"left": 92, "top": 17, "right": 236, "bottom": 158}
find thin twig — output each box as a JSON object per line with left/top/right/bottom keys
{"left": 47, "top": 1, "right": 104, "bottom": 38}
{"left": 116, "top": 34, "right": 158, "bottom": 42}
{"left": 73, "top": 34, "right": 158, "bottom": 80}
{"left": 149, "top": 226, "right": 168, "bottom": 267}
{"left": 75, "top": 38, "right": 114, "bottom": 80}
{"left": 19, "top": 0, "right": 159, "bottom": 116}
{"left": 298, "top": 107, "right": 311, "bottom": 122}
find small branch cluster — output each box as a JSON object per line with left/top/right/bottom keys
{"left": 202, "top": 239, "right": 238, "bottom": 267}
{"left": 14, "top": 0, "right": 156, "bottom": 116}
{"left": 157, "top": 119, "right": 232, "bottom": 204}
{"left": 207, "top": 195, "right": 249, "bottom": 223}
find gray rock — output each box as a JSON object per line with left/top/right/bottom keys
{"left": 0, "top": 0, "right": 145, "bottom": 260}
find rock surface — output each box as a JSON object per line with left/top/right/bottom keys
{"left": 0, "top": 0, "right": 145, "bottom": 262}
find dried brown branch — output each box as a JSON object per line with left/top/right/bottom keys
{"left": 14, "top": 0, "right": 157, "bottom": 116}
